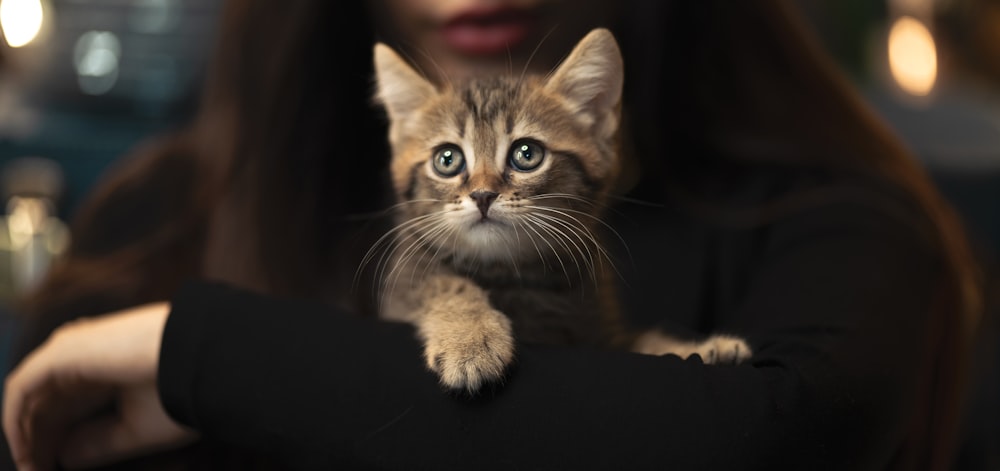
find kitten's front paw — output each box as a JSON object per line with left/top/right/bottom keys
{"left": 423, "top": 309, "right": 515, "bottom": 393}
{"left": 690, "top": 335, "right": 752, "bottom": 365}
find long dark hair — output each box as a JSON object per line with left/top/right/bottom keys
{"left": 16, "top": 0, "right": 390, "bottom": 349}
{"left": 619, "top": 3, "right": 980, "bottom": 470}
{"left": 18, "top": 1, "right": 980, "bottom": 469}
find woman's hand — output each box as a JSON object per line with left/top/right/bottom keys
{"left": 3, "top": 303, "right": 197, "bottom": 471}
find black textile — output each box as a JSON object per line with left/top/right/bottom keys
{"left": 158, "top": 166, "right": 940, "bottom": 470}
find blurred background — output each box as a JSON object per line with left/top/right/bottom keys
{"left": 0, "top": 0, "right": 995, "bottom": 467}
{"left": 0, "top": 0, "right": 220, "bottom": 397}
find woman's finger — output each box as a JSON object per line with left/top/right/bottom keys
{"left": 58, "top": 382, "right": 197, "bottom": 470}
{"left": 3, "top": 374, "right": 28, "bottom": 469}
{"left": 10, "top": 370, "right": 115, "bottom": 471}
{"left": 59, "top": 416, "right": 143, "bottom": 470}
{"left": 4, "top": 304, "right": 170, "bottom": 469}
{"left": 3, "top": 333, "right": 63, "bottom": 470}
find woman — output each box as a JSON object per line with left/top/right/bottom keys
{"left": 3, "top": 0, "right": 981, "bottom": 469}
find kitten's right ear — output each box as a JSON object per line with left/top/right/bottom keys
{"left": 373, "top": 43, "right": 437, "bottom": 122}
{"left": 543, "top": 29, "right": 623, "bottom": 139}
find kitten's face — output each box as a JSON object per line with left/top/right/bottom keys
{"left": 374, "top": 29, "right": 623, "bottom": 263}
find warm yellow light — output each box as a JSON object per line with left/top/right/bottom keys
{"left": 0, "top": 0, "right": 44, "bottom": 48}
{"left": 888, "top": 16, "right": 938, "bottom": 97}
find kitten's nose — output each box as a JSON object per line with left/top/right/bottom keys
{"left": 470, "top": 190, "right": 499, "bottom": 218}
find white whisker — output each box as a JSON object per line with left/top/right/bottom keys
{"left": 525, "top": 193, "right": 598, "bottom": 206}
{"left": 529, "top": 212, "right": 598, "bottom": 283}
{"left": 514, "top": 218, "right": 548, "bottom": 273}
{"left": 385, "top": 219, "right": 451, "bottom": 300}
{"left": 378, "top": 218, "right": 453, "bottom": 313}
{"left": 530, "top": 205, "right": 632, "bottom": 262}
{"left": 354, "top": 211, "right": 445, "bottom": 290}
{"left": 373, "top": 215, "right": 445, "bottom": 280}
{"left": 345, "top": 198, "right": 442, "bottom": 222}
{"left": 407, "top": 45, "right": 453, "bottom": 90}
{"left": 518, "top": 24, "right": 560, "bottom": 89}
{"left": 372, "top": 215, "right": 449, "bottom": 301}
{"left": 530, "top": 210, "right": 604, "bottom": 264}
{"left": 419, "top": 221, "right": 458, "bottom": 281}
{"left": 521, "top": 215, "right": 570, "bottom": 284}
{"left": 501, "top": 226, "right": 521, "bottom": 280}
{"left": 399, "top": 220, "right": 452, "bottom": 286}
{"left": 525, "top": 214, "right": 581, "bottom": 286}
{"left": 525, "top": 192, "right": 632, "bottom": 219}
{"left": 529, "top": 206, "right": 627, "bottom": 283}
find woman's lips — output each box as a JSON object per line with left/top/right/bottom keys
{"left": 440, "top": 8, "right": 533, "bottom": 56}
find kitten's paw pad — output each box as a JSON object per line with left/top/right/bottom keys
{"left": 423, "top": 310, "right": 515, "bottom": 393}
{"left": 691, "top": 335, "right": 752, "bottom": 365}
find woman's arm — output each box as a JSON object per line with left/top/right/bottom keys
{"left": 160, "top": 201, "right": 939, "bottom": 470}
{"left": 4, "top": 200, "right": 941, "bottom": 470}
{"left": 3, "top": 303, "right": 197, "bottom": 470}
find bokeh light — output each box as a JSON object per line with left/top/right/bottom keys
{"left": 0, "top": 0, "right": 44, "bottom": 48}
{"left": 888, "top": 16, "right": 938, "bottom": 97}
{"left": 129, "top": 0, "right": 180, "bottom": 34}
{"left": 73, "top": 31, "right": 122, "bottom": 96}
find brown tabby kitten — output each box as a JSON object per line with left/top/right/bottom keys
{"left": 370, "top": 29, "right": 750, "bottom": 392}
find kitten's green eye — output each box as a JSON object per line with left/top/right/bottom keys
{"left": 509, "top": 140, "right": 545, "bottom": 172}
{"left": 432, "top": 146, "right": 466, "bottom": 177}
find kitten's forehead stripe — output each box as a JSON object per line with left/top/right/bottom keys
{"left": 453, "top": 111, "right": 466, "bottom": 139}
{"left": 459, "top": 78, "right": 524, "bottom": 178}
{"left": 462, "top": 78, "right": 519, "bottom": 123}
{"left": 473, "top": 120, "right": 497, "bottom": 174}
{"left": 462, "top": 88, "right": 479, "bottom": 118}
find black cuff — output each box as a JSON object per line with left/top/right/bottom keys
{"left": 157, "top": 279, "right": 228, "bottom": 430}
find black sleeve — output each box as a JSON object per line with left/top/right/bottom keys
{"left": 158, "top": 202, "right": 939, "bottom": 470}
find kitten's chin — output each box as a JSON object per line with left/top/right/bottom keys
{"left": 457, "top": 221, "right": 521, "bottom": 261}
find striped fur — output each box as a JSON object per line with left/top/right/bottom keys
{"left": 369, "top": 29, "right": 750, "bottom": 392}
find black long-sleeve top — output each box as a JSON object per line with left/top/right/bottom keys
{"left": 157, "top": 165, "right": 942, "bottom": 470}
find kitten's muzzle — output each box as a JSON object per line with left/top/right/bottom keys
{"left": 470, "top": 190, "right": 500, "bottom": 219}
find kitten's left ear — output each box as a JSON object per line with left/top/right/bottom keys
{"left": 373, "top": 43, "right": 437, "bottom": 123}
{"left": 544, "top": 28, "right": 624, "bottom": 138}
